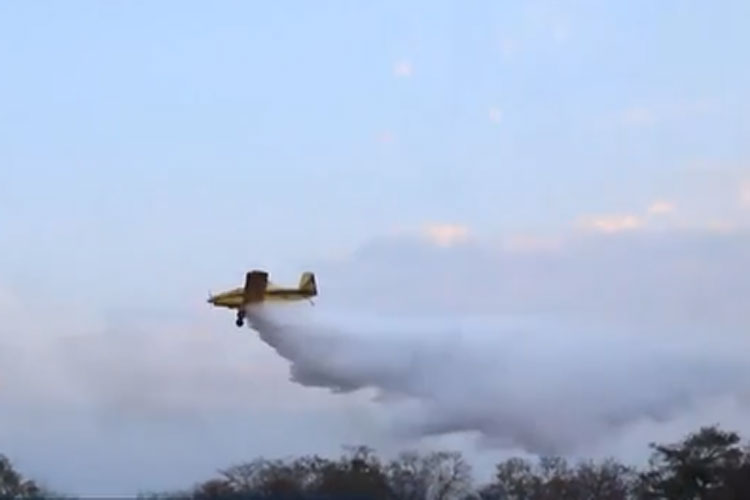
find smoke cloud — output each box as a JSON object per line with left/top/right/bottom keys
{"left": 244, "top": 303, "right": 750, "bottom": 457}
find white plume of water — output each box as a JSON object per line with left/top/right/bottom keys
{"left": 244, "top": 303, "right": 750, "bottom": 456}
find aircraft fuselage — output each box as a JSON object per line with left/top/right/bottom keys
{"left": 208, "top": 287, "right": 315, "bottom": 308}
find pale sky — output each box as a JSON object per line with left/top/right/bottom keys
{"left": 1, "top": 1, "right": 750, "bottom": 496}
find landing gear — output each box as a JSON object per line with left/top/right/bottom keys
{"left": 235, "top": 310, "right": 245, "bottom": 327}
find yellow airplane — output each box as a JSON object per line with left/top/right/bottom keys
{"left": 207, "top": 269, "right": 317, "bottom": 326}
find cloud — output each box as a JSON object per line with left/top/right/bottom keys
{"left": 420, "top": 223, "right": 471, "bottom": 247}
{"left": 576, "top": 197, "right": 680, "bottom": 231}
{"left": 393, "top": 60, "right": 413, "bottom": 78}
{"left": 647, "top": 200, "right": 676, "bottom": 215}
{"left": 376, "top": 130, "right": 395, "bottom": 144}
{"left": 488, "top": 107, "right": 503, "bottom": 124}
{"left": 576, "top": 214, "right": 643, "bottom": 233}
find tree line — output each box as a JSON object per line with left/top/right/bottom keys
{"left": 2, "top": 424, "right": 749, "bottom": 499}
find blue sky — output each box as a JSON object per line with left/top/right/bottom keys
{"left": 2, "top": 2, "right": 750, "bottom": 495}
{"left": 2, "top": 1, "right": 749, "bottom": 309}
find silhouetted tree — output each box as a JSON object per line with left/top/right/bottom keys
{"left": 218, "top": 455, "right": 329, "bottom": 497}
{"left": 720, "top": 443, "right": 750, "bottom": 498}
{"left": 477, "top": 455, "right": 634, "bottom": 500}
{"left": 178, "top": 446, "right": 474, "bottom": 500}
{"left": 386, "top": 450, "right": 473, "bottom": 500}
{"left": 311, "top": 445, "right": 390, "bottom": 499}
{"left": 0, "top": 454, "right": 43, "bottom": 498}
{"left": 635, "top": 425, "right": 750, "bottom": 499}
{"left": 192, "top": 478, "right": 238, "bottom": 500}
{"left": 572, "top": 458, "right": 635, "bottom": 500}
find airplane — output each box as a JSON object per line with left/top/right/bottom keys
{"left": 207, "top": 269, "right": 317, "bottom": 327}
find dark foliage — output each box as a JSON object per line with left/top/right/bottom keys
{"left": 476, "top": 455, "right": 635, "bottom": 500}
{"left": 5, "top": 425, "right": 750, "bottom": 499}
{"left": 0, "top": 454, "right": 44, "bottom": 499}
{"left": 634, "top": 425, "right": 750, "bottom": 499}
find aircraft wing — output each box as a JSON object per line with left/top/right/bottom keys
{"left": 243, "top": 270, "right": 268, "bottom": 304}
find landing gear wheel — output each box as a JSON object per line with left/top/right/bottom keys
{"left": 235, "top": 310, "right": 245, "bottom": 327}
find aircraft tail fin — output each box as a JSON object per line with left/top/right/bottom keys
{"left": 243, "top": 270, "right": 268, "bottom": 304}
{"left": 299, "top": 272, "right": 317, "bottom": 295}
